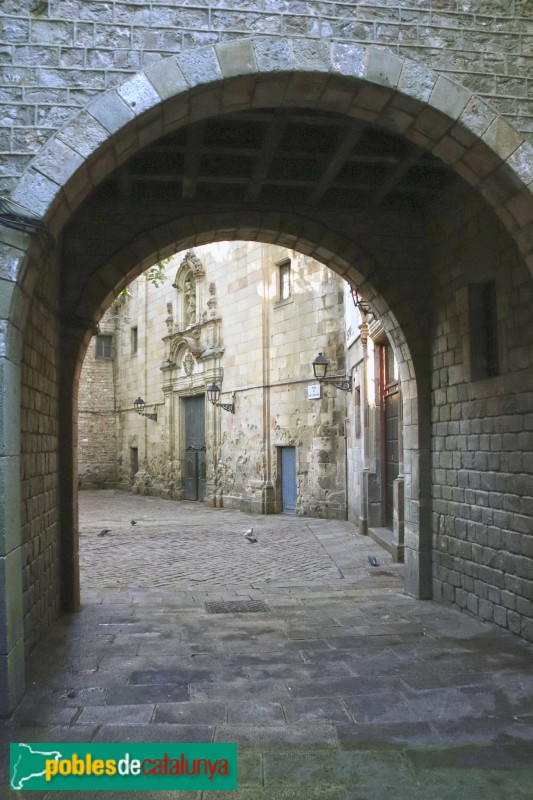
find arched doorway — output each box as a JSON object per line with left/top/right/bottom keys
{"left": 2, "top": 40, "right": 533, "bottom": 714}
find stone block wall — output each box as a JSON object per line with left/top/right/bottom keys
{"left": 78, "top": 318, "right": 117, "bottom": 488}
{"left": 105, "top": 242, "right": 348, "bottom": 518}
{"left": 429, "top": 182, "right": 533, "bottom": 641}
{"left": 20, "top": 251, "right": 61, "bottom": 655}
{"left": 1, "top": 1, "right": 533, "bottom": 199}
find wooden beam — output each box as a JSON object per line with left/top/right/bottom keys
{"left": 367, "top": 147, "right": 422, "bottom": 210}
{"left": 182, "top": 121, "right": 205, "bottom": 200}
{"left": 307, "top": 124, "right": 365, "bottom": 205}
{"left": 246, "top": 112, "right": 288, "bottom": 203}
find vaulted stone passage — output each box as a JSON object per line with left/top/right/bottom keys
{"left": 1, "top": 41, "right": 532, "bottom": 715}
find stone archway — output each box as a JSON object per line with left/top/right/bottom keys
{"left": 2, "top": 38, "right": 533, "bottom": 715}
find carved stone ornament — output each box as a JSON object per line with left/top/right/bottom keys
{"left": 207, "top": 281, "right": 217, "bottom": 318}
{"left": 165, "top": 301, "right": 174, "bottom": 333}
{"left": 172, "top": 250, "right": 205, "bottom": 288}
{"left": 184, "top": 277, "right": 196, "bottom": 325}
{"left": 183, "top": 351, "right": 195, "bottom": 376}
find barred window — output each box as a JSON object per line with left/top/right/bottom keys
{"left": 95, "top": 334, "right": 112, "bottom": 359}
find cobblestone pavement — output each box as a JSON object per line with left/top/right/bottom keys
{"left": 1, "top": 492, "right": 532, "bottom": 799}
{"left": 78, "top": 491, "right": 402, "bottom": 590}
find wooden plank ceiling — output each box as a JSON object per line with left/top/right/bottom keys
{"left": 101, "top": 108, "right": 456, "bottom": 213}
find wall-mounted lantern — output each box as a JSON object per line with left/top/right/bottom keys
{"left": 206, "top": 383, "right": 235, "bottom": 413}
{"left": 312, "top": 353, "right": 352, "bottom": 392}
{"left": 350, "top": 287, "right": 376, "bottom": 321}
{"left": 133, "top": 396, "right": 158, "bottom": 422}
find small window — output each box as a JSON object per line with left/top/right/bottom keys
{"left": 131, "top": 326, "right": 138, "bottom": 355}
{"left": 469, "top": 281, "right": 499, "bottom": 380}
{"left": 95, "top": 334, "right": 112, "bottom": 359}
{"left": 279, "top": 260, "right": 291, "bottom": 301}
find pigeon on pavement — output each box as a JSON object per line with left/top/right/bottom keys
{"left": 244, "top": 528, "right": 257, "bottom": 543}
{"left": 368, "top": 555, "right": 379, "bottom": 567}
{"left": 98, "top": 528, "right": 111, "bottom": 537}
{"left": 131, "top": 520, "right": 137, "bottom": 526}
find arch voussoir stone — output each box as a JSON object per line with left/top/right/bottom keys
{"left": 11, "top": 169, "right": 64, "bottom": 221}
{"left": 116, "top": 72, "right": 163, "bottom": 119}
{"left": 216, "top": 40, "right": 258, "bottom": 78}
{"left": 3, "top": 36, "right": 533, "bottom": 282}
{"left": 88, "top": 89, "right": 137, "bottom": 136}
{"left": 177, "top": 46, "right": 223, "bottom": 89}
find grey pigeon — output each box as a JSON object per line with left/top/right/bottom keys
{"left": 368, "top": 555, "right": 379, "bottom": 567}
{"left": 244, "top": 528, "right": 257, "bottom": 543}
{"left": 131, "top": 520, "right": 137, "bottom": 526}
{"left": 98, "top": 528, "right": 111, "bottom": 537}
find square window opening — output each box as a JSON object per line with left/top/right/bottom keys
{"left": 95, "top": 334, "right": 112, "bottom": 359}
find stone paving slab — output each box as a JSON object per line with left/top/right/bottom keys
{"left": 1, "top": 491, "right": 533, "bottom": 798}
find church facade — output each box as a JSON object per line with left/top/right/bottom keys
{"left": 80, "top": 242, "right": 350, "bottom": 519}
{"left": 79, "top": 241, "right": 406, "bottom": 562}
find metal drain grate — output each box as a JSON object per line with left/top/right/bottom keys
{"left": 204, "top": 599, "right": 270, "bottom": 615}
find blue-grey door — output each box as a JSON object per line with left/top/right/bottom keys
{"left": 281, "top": 446, "right": 297, "bottom": 515}
{"left": 183, "top": 395, "right": 206, "bottom": 501}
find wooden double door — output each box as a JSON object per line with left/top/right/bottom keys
{"left": 380, "top": 345, "right": 400, "bottom": 529}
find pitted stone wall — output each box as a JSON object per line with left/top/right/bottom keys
{"left": 78, "top": 319, "right": 117, "bottom": 488}
{"left": 429, "top": 182, "right": 533, "bottom": 642}
{"left": 20, "top": 251, "right": 61, "bottom": 655}
{"left": 104, "top": 242, "right": 348, "bottom": 518}
{"left": 1, "top": 1, "right": 533, "bottom": 196}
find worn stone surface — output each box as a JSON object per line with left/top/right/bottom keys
{"left": 1, "top": 493, "right": 532, "bottom": 796}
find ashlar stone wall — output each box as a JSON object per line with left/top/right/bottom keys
{"left": 20, "top": 246, "right": 61, "bottom": 656}
{"left": 429, "top": 182, "right": 533, "bottom": 641}
{"left": 104, "top": 242, "right": 348, "bottom": 519}
{"left": 78, "top": 316, "right": 117, "bottom": 488}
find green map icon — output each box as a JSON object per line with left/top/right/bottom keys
{"left": 11, "top": 743, "right": 63, "bottom": 790}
